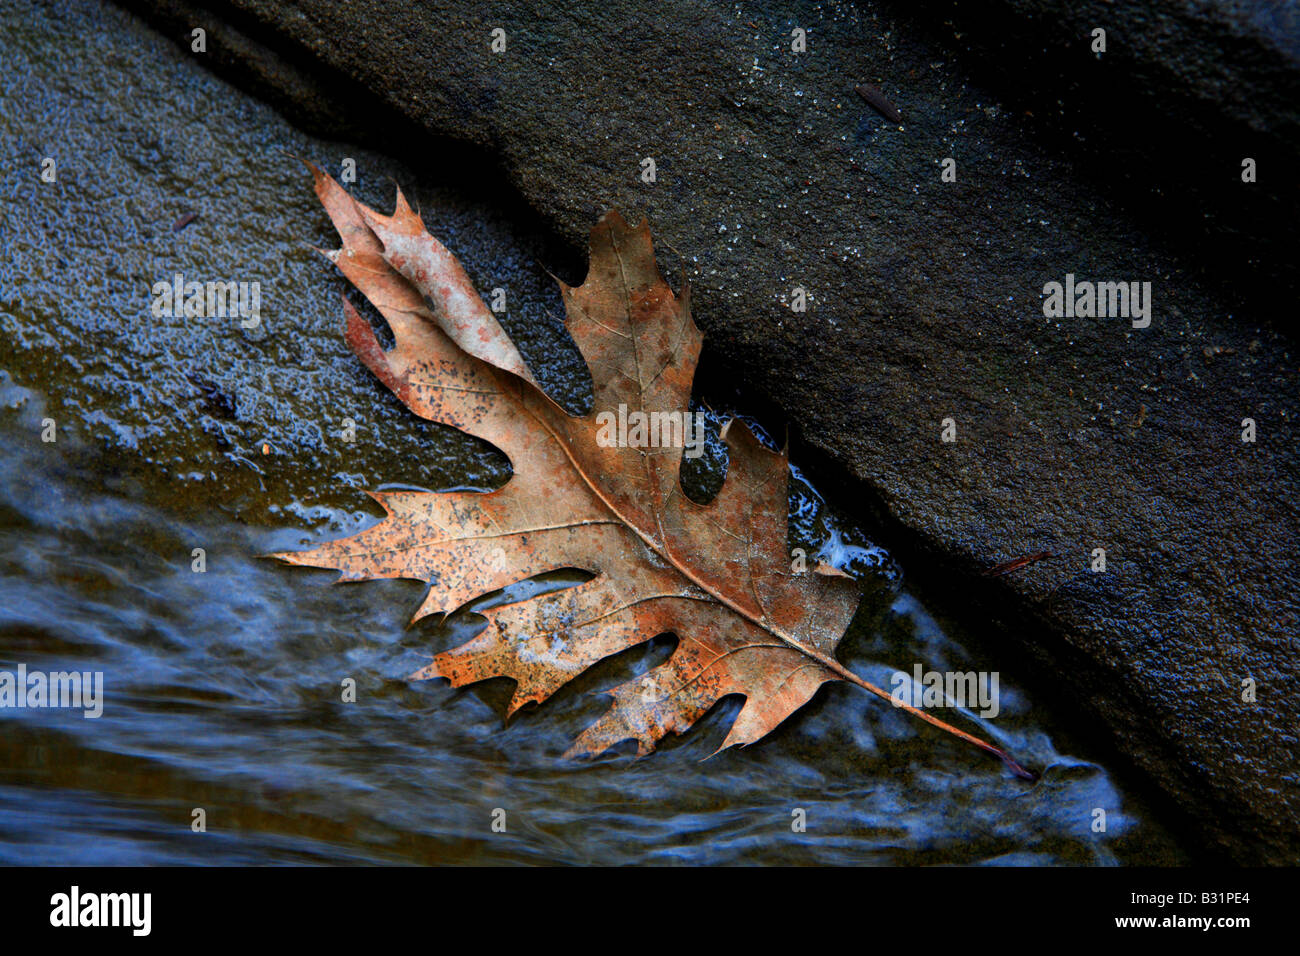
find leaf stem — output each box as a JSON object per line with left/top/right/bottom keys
{"left": 831, "top": 663, "right": 1039, "bottom": 781}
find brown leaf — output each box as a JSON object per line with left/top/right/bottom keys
{"left": 277, "top": 166, "right": 1033, "bottom": 777}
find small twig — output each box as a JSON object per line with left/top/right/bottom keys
{"left": 982, "top": 550, "right": 1052, "bottom": 577}
{"left": 855, "top": 83, "right": 903, "bottom": 123}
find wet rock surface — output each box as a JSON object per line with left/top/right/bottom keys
{"left": 30, "top": 0, "right": 1300, "bottom": 861}
{"left": 2, "top": 0, "right": 596, "bottom": 525}
{"left": 881, "top": 0, "right": 1300, "bottom": 316}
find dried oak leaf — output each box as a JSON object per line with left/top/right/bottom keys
{"left": 277, "top": 166, "right": 1032, "bottom": 776}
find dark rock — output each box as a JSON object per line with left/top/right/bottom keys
{"left": 881, "top": 0, "right": 1300, "bottom": 317}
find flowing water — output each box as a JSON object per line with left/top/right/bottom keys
{"left": 0, "top": 0, "right": 1191, "bottom": 865}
